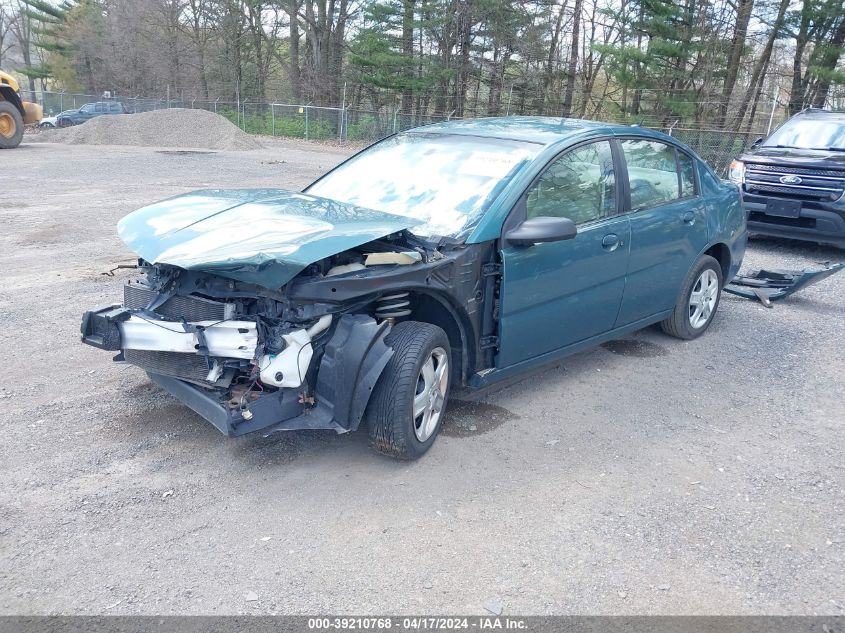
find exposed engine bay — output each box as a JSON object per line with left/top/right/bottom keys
{"left": 81, "top": 230, "right": 496, "bottom": 437}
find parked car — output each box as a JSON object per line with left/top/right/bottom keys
{"left": 81, "top": 117, "right": 746, "bottom": 459}
{"left": 730, "top": 108, "right": 845, "bottom": 248}
{"left": 57, "top": 101, "right": 126, "bottom": 127}
{"left": 38, "top": 114, "right": 59, "bottom": 128}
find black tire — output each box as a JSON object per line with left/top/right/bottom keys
{"left": 365, "top": 320, "right": 451, "bottom": 460}
{"left": 661, "top": 254, "right": 724, "bottom": 340}
{"left": 0, "top": 101, "right": 24, "bottom": 149}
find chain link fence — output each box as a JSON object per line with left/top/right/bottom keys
{"left": 36, "top": 90, "right": 769, "bottom": 174}
{"left": 665, "top": 127, "right": 766, "bottom": 175}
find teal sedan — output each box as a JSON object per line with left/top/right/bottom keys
{"left": 81, "top": 117, "right": 746, "bottom": 459}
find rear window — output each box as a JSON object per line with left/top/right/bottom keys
{"left": 620, "top": 139, "right": 680, "bottom": 209}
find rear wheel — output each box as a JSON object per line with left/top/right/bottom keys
{"left": 365, "top": 321, "right": 451, "bottom": 460}
{"left": 0, "top": 101, "right": 24, "bottom": 149}
{"left": 661, "top": 255, "right": 723, "bottom": 340}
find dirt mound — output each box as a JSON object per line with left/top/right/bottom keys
{"left": 35, "top": 108, "right": 261, "bottom": 151}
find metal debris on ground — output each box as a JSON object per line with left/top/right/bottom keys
{"left": 482, "top": 599, "right": 503, "bottom": 615}
{"left": 724, "top": 262, "right": 845, "bottom": 307}
{"left": 101, "top": 263, "right": 138, "bottom": 277}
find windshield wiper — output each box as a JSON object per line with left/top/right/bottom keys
{"left": 822, "top": 146, "right": 845, "bottom": 152}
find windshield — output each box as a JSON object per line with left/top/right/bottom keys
{"left": 764, "top": 117, "right": 845, "bottom": 150}
{"left": 306, "top": 133, "right": 540, "bottom": 238}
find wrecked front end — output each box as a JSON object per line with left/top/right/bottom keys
{"left": 80, "top": 190, "right": 436, "bottom": 436}
{"left": 82, "top": 253, "right": 409, "bottom": 437}
{"left": 81, "top": 189, "right": 494, "bottom": 438}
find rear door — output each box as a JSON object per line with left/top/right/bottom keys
{"left": 614, "top": 138, "right": 710, "bottom": 327}
{"left": 497, "top": 139, "right": 631, "bottom": 368}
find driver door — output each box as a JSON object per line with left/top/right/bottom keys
{"left": 497, "top": 139, "right": 631, "bottom": 368}
{"left": 79, "top": 104, "right": 96, "bottom": 121}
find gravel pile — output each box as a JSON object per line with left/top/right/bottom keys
{"left": 35, "top": 108, "right": 261, "bottom": 150}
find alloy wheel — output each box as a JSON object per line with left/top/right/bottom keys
{"left": 412, "top": 346, "right": 449, "bottom": 442}
{"left": 688, "top": 268, "right": 719, "bottom": 329}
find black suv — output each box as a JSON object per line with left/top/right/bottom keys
{"left": 730, "top": 109, "right": 845, "bottom": 248}
{"left": 56, "top": 101, "right": 126, "bottom": 127}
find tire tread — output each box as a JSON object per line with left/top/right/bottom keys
{"left": 365, "top": 321, "right": 450, "bottom": 460}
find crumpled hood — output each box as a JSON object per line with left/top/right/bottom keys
{"left": 117, "top": 189, "right": 421, "bottom": 289}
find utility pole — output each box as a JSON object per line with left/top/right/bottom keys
{"left": 339, "top": 81, "right": 347, "bottom": 142}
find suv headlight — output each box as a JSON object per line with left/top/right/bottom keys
{"left": 728, "top": 159, "right": 745, "bottom": 185}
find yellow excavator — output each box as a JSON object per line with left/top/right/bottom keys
{"left": 0, "top": 69, "right": 43, "bottom": 149}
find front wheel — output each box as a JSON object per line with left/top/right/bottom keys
{"left": 661, "top": 254, "right": 723, "bottom": 340}
{"left": 365, "top": 321, "right": 451, "bottom": 460}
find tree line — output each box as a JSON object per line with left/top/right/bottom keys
{"left": 1, "top": 0, "right": 844, "bottom": 132}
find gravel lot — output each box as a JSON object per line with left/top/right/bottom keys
{"left": 1, "top": 138, "right": 843, "bottom": 616}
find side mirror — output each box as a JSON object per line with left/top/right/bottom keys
{"left": 505, "top": 216, "right": 577, "bottom": 246}
{"left": 751, "top": 137, "right": 764, "bottom": 149}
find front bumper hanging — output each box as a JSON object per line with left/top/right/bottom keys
{"left": 81, "top": 302, "right": 395, "bottom": 438}
{"left": 724, "top": 261, "right": 845, "bottom": 307}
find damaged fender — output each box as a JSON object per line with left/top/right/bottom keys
{"left": 145, "top": 314, "right": 395, "bottom": 437}
{"left": 271, "top": 314, "right": 394, "bottom": 434}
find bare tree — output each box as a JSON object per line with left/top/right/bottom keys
{"left": 186, "top": 0, "right": 214, "bottom": 98}
{"left": 718, "top": 0, "right": 755, "bottom": 125}
{"left": 560, "top": 0, "right": 582, "bottom": 117}
{"left": 0, "top": 3, "right": 14, "bottom": 68}
{"left": 9, "top": 0, "right": 36, "bottom": 97}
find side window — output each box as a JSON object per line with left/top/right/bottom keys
{"left": 525, "top": 140, "right": 616, "bottom": 225}
{"left": 110, "top": 103, "right": 122, "bottom": 113}
{"left": 678, "top": 151, "right": 697, "bottom": 198}
{"left": 80, "top": 104, "right": 95, "bottom": 114}
{"left": 95, "top": 103, "right": 105, "bottom": 113}
{"left": 621, "top": 139, "right": 680, "bottom": 210}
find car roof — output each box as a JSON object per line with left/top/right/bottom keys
{"left": 410, "top": 115, "right": 675, "bottom": 148}
{"left": 794, "top": 108, "right": 845, "bottom": 121}
{"left": 413, "top": 116, "right": 622, "bottom": 145}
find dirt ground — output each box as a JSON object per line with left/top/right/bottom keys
{"left": 1, "top": 138, "right": 843, "bottom": 616}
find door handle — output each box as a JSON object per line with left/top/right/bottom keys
{"left": 601, "top": 233, "right": 620, "bottom": 251}
{"left": 682, "top": 211, "right": 696, "bottom": 225}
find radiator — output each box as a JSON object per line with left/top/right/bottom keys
{"left": 123, "top": 283, "right": 234, "bottom": 322}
